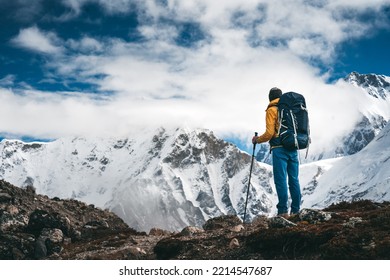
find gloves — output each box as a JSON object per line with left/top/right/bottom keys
{"left": 252, "top": 136, "right": 258, "bottom": 144}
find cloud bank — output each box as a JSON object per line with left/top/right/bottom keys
{"left": 1, "top": 0, "right": 390, "bottom": 154}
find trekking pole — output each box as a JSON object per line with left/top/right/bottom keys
{"left": 243, "top": 132, "right": 257, "bottom": 224}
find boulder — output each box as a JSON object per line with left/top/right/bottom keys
{"left": 203, "top": 215, "right": 242, "bottom": 231}
{"left": 38, "top": 228, "right": 64, "bottom": 255}
{"left": 298, "top": 209, "right": 332, "bottom": 224}
{"left": 180, "top": 226, "right": 204, "bottom": 236}
{"left": 27, "top": 209, "right": 70, "bottom": 235}
{"left": 0, "top": 210, "right": 29, "bottom": 233}
{"left": 0, "top": 193, "right": 13, "bottom": 203}
{"left": 268, "top": 216, "right": 297, "bottom": 228}
{"left": 84, "top": 220, "right": 109, "bottom": 229}
{"left": 149, "top": 227, "right": 171, "bottom": 236}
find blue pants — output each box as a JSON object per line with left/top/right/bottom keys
{"left": 272, "top": 147, "right": 301, "bottom": 215}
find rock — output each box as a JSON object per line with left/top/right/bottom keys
{"left": 229, "top": 238, "right": 240, "bottom": 249}
{"left": 0, "top": 210, "right": 29, "bottom": 233}
{"left": 180, "top": 226, "right": 204, "bottom": 236}
{"left": 27, "top": 210, "right": 58, "bottom": 233}
{"left": 230, "top": 224, "right": 245, "bottom": 233}
{"left": 298, "top": 209, "right": 332, "bottom": 224}
{"left": 47, "top": 252, "right": 62, "bottom": 260}
{"left": 63, "top": 237, "right": 72, "bottom": 245}
{"left": 60, "top": 216, "right": 71, "bottom": 235}
{"left": 38, "top": 228, "right": 64, "bottom": 256}
{"left": 268, "top": 216, "right": 297, "bottom": 228}
{"left": 252, "top": 215, "right": 269, "bottom": 229}
{"left": 27, "top": 209, "right": 69, "bottom": 235}
{"left": 25, "top": 185, "right": 36, "bottom": 195}
{"left": 128, "top": 247, "right": 147, "bottom": 257}
{"left": 70, "top": 229, "right": 82, "bottom": 241}
{"left": 0, "top": 193, "right": 12, "bottom": 203}
{"left": 0, "top": 232, "right": 35, "bottom": 259}
{"left": 149, "top": 227, "right": 171, "bottom": 236}
{"left": 203, "top": 215, "right": 242, "bottom": 231}
{"left": 154, "top": 238, "right": 184, "bottom": 259}
{"left": 343, "top": 217, "right": 363, "bottom": 228}
{"left": 6, "top": 205, "right": 19, "bottom": 215}
{"left": 12, "top": 247, "right": 25, "bottom": 260}
{"left": 84, "top": 220, "right": 109, "bottom": 229}
{"left": 40, "top": 228, "right": 64, "bottom": 244}
{"left": 34, "top": 238, "right": 47, "bottom": 259}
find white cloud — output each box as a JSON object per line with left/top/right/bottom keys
{"left": 61, "top": 0, "right": 134, "bottom": 15}
{"left": 2, "top": 0, "right": 390, "bottom": 157}
{"left": 60, "top": 0, "right": 89, "bottom": 15}
{"left": 0, "top": 88, "right": 113, "bottom": 138}
{"left": 11, "top": 26, "right": 63, "bottom": 55}
{"left": 0, "top": 75, "right": 16, "bottom": 87}
{"left": 67, "top": 36, "right": 104, "bottom": 53}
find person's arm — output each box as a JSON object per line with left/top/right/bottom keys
{"left": 256, "top": 106, "right": 277, "bottom": 143}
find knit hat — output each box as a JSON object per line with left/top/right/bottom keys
{"left": 269, "top": 87, "right": 282, "bottom": 101}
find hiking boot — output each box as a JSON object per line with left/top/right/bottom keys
{"left": 277, "top": 213, "right": 289, "bottom": 219}
{"left": 288, "top": 213, "right": 299, "bottom": 221}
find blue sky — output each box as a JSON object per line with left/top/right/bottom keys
{"left": 0, "top": 0, "right": 389, "bottom": 150}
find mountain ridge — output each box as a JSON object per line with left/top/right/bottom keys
{"left": 346, "top": 71, "right": 390, "bottom": 100}
{"left": 0, "top": 127, "right": 276, "bottom": 232}
{"left": 2, "top": 118, "right": 390, "bottom": 233}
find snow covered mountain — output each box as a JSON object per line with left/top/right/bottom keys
{"left": 332, "top": 72, "right": 389, "bottom": 156}
{"left": 256, "top": 72, "right": 390, "bottom": 163}
{"left": 0, "top": 127, "right": 276, "bottom": 231}
{"left": 346, "top": 71, "right": 390, "bottom": 100}
{"left": 300, "top": 121, "right": 390, "bottom": 209}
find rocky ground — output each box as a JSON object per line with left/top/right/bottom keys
{"left": 0, "top": 179, "right": 389, "bottom": 260}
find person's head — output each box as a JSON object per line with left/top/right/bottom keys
{"left": 269, "top": 87, "right": 282, "bottom": 101}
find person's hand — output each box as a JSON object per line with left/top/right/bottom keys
{"left": 252, "top": 136, "right": 258, "bottom": 144}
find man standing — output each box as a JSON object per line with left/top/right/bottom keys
{"left": 252, "top": 87, "right": 301, "bottom": 216}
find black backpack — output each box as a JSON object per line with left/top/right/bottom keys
{"left": 277, "top": 92, "right": 310, "bottom": 151}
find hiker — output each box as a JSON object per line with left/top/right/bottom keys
{"left": 252, "top": 87, "right": 302, "bottom": 216}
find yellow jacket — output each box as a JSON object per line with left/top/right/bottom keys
{"left": 256, "top": 98, "right": 279, "bottom": 144}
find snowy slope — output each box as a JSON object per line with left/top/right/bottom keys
{"left": 301, "top": 121, "right": 390, "bottom": 209}
{"left": 0, "top": 127, "right": 276, "bottom": 231}
{"left": 346, "top": 72, "right": 390, "bottom": 100}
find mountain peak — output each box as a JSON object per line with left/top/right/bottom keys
{"left": 345, "top": 72, "right": 390, "bottom": 99}
{"left": 0, "top": 127, "right": 275, "bottom": 232}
